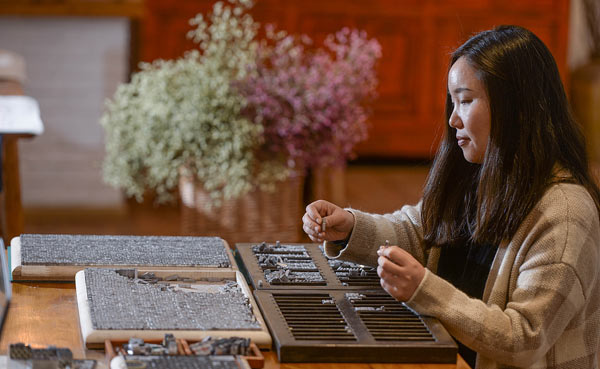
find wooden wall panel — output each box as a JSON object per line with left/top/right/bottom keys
{"left": 141, "top": 0, "right": 570, "bottom": 158}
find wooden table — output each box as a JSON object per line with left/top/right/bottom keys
{"left": 0, "top": 282, "right": 471, "bottom": 369}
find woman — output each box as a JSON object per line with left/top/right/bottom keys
{"left": 302, "top": 25, "right": 600, "bottom": 368}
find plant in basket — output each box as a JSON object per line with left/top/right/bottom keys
{"left": 236, "top": 25, "right": 381, "bottom": 205}
{"left": 100, "top": 0, "right": 381, "bottom": 241}
{"left": 237, "top": 25, "right": 382, "bottom": 171}
{"left": 101, "top": 0, "right": 289, "bottom": 211}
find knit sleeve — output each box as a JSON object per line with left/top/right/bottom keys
{"left": 405, "top": 184, "right": 600, "bottom": 367}
{"left": 407, "top": 264, "right": 584, "bottom": 366}
{"left": 324, "top": 202, "right": 426, "bottom": 268}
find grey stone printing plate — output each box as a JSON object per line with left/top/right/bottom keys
{"left": 75, "top": 268, "right": 272, "bottom": 349}
{"left": 11, "top": 234, "right": 235, "bottom": 281}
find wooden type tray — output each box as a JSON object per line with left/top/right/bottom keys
{"left": 105, "top": 338, "right": 264, "bottom": 368}
{"left": 235, "top": 242, "right": 382, "bottom": 290}
{"left": 75, "top": 269, "right": 272, "bottom": 349}
{"left": 11, "top": 234, "right": 237, "bottom": 281}
{"left": 253, "top": 290, "right": 457, "bottom": 363}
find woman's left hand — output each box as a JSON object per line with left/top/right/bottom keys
{"left": 377, "top": 245, "right": 426, "bottom": 302}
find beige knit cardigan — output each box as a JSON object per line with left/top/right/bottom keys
{"left": 325, "top": 182, "right": 600, "bottom": 369}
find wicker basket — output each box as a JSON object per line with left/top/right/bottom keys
{"left": 179, "top": 173, "right": 304, "bottom": 245}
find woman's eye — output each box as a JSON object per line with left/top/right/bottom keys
{"left": 460, "top": 99, "right": 472, "bottom": 105}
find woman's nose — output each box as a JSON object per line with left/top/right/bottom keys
{"left": 449, "top": 109, "right": 462, "bottom": 129}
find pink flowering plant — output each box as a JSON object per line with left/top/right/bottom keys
{"left": 237, "top": 26, "right": 382, "bottom": 171}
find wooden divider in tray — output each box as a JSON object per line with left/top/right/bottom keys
{"left": 11, "top": 234, "right": 236, "bottom": 281}
{"left": 75, "top": 268, "right": 271, "bottom": 349}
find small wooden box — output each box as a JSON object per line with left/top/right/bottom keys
{"left": 105, "top": 338, "right": 264, "bottom": 368}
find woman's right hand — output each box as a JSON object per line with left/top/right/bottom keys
{"left": 302, "top": 200, "right": 355, "bottom": 243}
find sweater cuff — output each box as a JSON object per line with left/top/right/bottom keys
{"left": 323, "top": 241, "right": 346, "bottom": 258}
{"left": 405, "top": 267, "right": 432, "bottom": 307}
{"left": 323, "top": 228, "right": 355, "bottom": 259}
{"left": 404, "top": 268, "right": 456, "bottom": 317}
{"left": 323, "top": 209, "right": 379, "bottom": 267}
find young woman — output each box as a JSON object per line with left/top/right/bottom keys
{"left": 302, "top": 25, "right": 600, "bottom": 368}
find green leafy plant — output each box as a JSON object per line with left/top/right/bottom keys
{"left": 101, "top": 0, "right": 288, "bottom": 207}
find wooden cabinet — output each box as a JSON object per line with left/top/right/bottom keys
{"left": 141, "top": 0, "right": 570, "bottom": 158}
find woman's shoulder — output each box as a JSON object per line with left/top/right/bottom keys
{"left": 519, "top": 181, "right": 600, "bottom": 293}
{"left": 523, "top": 181, "right": 599, "bottom": 261}
{"left": 536, "top": 181, "right": 597, "bottom": 220}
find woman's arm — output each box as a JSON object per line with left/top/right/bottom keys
{"left": 404, "top": 185, "right": 600, "bottom": 367}
{"left": 320, "top": 202, "right": 426, "bottom": 267}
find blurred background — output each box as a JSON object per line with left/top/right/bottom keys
{"left": 0, "top": 0, "right": 596, "bottom": 243}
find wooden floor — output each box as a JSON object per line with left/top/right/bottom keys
{"left": 22, "top": 163, "right": 431, "bottom": 238}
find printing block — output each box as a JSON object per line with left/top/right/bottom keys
{"left": 75, "top": 268, "right": 271, "bottom": 349}
{"left": 11, "top": 234, "right": 235, "bottom": 281}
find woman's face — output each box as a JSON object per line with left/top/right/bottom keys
{"left": 447, "top": 57, "right": 491, "bottom": 164}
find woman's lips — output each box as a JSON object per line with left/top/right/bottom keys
{"left": 457, "top": 136, "right": 469, "bottom": 146}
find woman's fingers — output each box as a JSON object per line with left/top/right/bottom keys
{"left": 302, "top": 213, "right": 319, "bottom": 232}
{"left": 303, "top": 200, "right": 353, "bottom": 241}
{"left": 377, "top": 254, "right": 404, "bottom": 275}
{"left": 305, "top": 200, "right": 329, "bottom": 222}
{"left": 376, "top": 246, "right": 426, "bottom": 302}
{"left": 302, "top": 220, "right": 322, "bottom": 240}
{"left": 377, "top": 245, "right": 409, "bottom": 266}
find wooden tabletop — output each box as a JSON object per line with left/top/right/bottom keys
{"left": 0, "top": 282, "right": 471, "bottom": 369}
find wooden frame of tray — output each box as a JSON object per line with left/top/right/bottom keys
{"left": 11, "top": 236, "right": 237, "bottom": 281}
{"left": 253, "top": 290, "right": 457, "bottom": 363}
{"left": 75, "top": 269, "right": 271, "bottom": 349}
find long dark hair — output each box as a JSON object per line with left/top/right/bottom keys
{"left": 421, "top": 25, "right": 600, "bottom": 248}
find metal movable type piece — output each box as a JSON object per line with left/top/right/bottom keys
{"left": 9, "top": 343, "right": 32, "bottom": 360}
{"left": 115, "top": 269, "right": 137, "bottom": 279}
{"left": 163, "top": 334, "right": 178, "bottom": 355}
{"left": 149, "top": 344, "right": 166, "bottom": 355}
{"left": 126, "top": 338, "right": 147, "bottom": 355}
{"left": 9, "top": 343, "right": 77, "bottom": 369}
